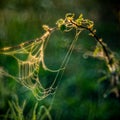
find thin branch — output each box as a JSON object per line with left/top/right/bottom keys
{"left": 0, "top": 27, "right": 56, "bottom": 52}
{"left": 70, "top": 20, "right": 111, "bottom": 64}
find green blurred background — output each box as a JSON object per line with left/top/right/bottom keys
{"left": 0, "top": 0, "right": 120, "bottom": 120}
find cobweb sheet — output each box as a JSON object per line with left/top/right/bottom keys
{"left": 0, "top": 30, "right": 57, "bottom": 100}
{"left": 0, "top": 24, "right": 82, "bottom": 100}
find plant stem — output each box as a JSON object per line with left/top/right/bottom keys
{"left": 0, "top": 27, "right": 56, "bottom": 52}
{"left": 70, "top": 20, "right": 111, "bottom": 65}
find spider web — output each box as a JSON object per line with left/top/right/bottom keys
{"left": 0, "top": 29, "right": 59, "bottom": 100}
{"left": 0, "top": 26, "right": 81, "bottom": 100}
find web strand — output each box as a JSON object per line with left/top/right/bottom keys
{"left": 50, "top": 29, "right": 81, "bottom": 88}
